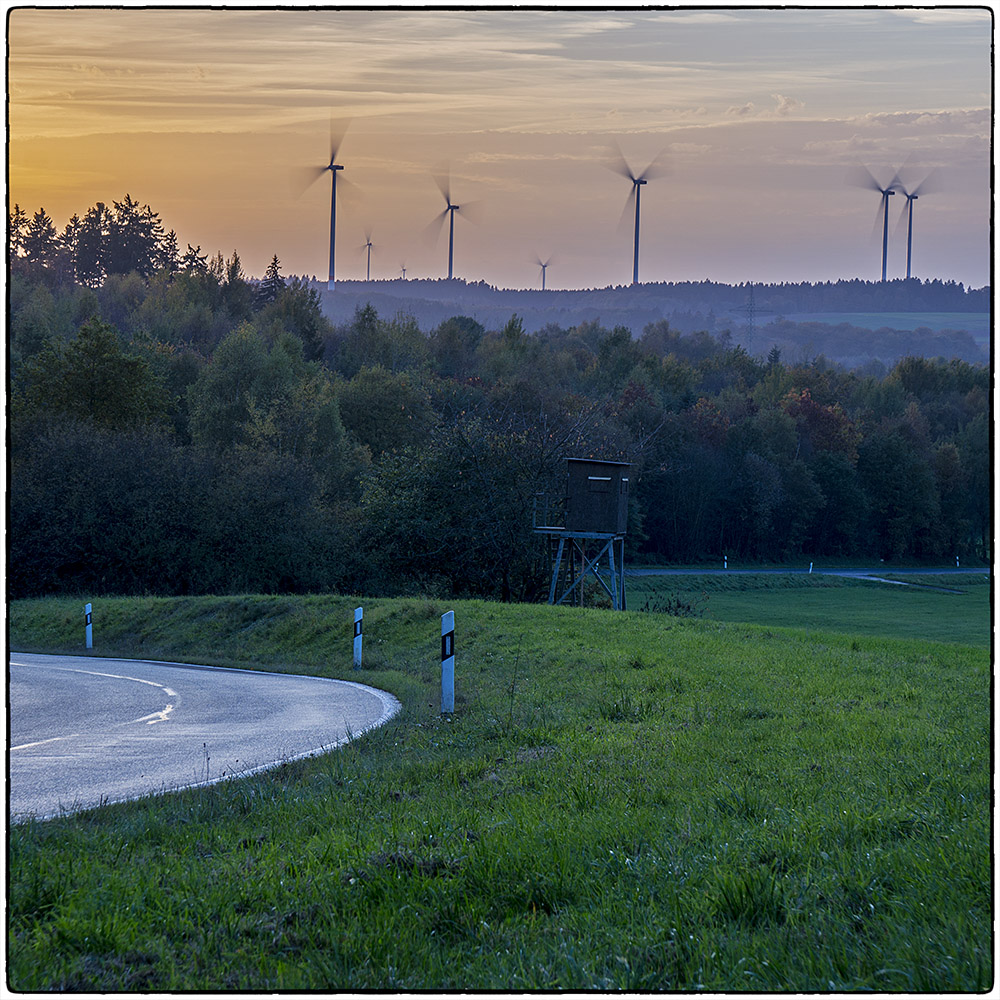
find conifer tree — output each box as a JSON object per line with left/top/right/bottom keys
{"left": 256, "top": 254, "right": 285, "bottom": 306}
{"left": 23, "top": 209, "right": 58, "bottom": 267}
{"left": 181, "top": 243, "right": 208, "bottom": 273}
{"left": 9, "top": 204, "right": 28, "bottom": 257}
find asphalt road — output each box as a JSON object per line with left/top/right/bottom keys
{"left": 8, "top": 653, "right": 401, "bottom": 822}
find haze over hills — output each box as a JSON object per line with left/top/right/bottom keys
{"left": 312, "top": 276, "right": 989, "bottom": 370}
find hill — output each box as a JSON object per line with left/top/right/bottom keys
{"left": 7, "top": 593, "right": 991, "bottom": 991}
{"left": 314, "top": 276, "right": 988, "bottom": 367}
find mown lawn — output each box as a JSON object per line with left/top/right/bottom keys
{"left": 7, "top": 594, "right": 992, "bottom": 991}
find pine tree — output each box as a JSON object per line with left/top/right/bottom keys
{"left": 105, "top": 194, "right": 164, "bottom": 277}
{"left": 74, "top": 203, "right": 108, "bottom": 287}
{"left": 23, "top": 209, "right": 58, "bottom": 267}
{"left": 256, "top": 254, "right": 285, "bottom": 306}
{"left": 181, "top": 243, "right": 208, "bottom": 273}
{"left": 9, "top": 204, "right": 28, "bottom": 257}
{"left": 160, "top": 229, "right": 180, "bottom": 274}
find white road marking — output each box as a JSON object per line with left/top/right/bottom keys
{"left": 131, "top": 704, "right": 175, "bottom": 725}
{"left": 9, "top": 663, "right": 180, "bottom": 741}
{"left": 11, "top": 735, "right": 81, "bottom": 751}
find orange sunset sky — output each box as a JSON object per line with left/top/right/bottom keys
{"left": 7, "top": 6, "right": 992, "bottom": 289}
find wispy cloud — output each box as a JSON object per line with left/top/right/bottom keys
{"left": 7, "top": 7, "right": 990, "bottom": 287}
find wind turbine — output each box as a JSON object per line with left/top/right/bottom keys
{"left": 427, "top": 169, "right": 481, "bottom": 280}
{"left": 535, "top": 255, "right": 552, "bottom": 290}
{"left": 850, "top": 165, "right": 898, "bottom": 282}
{"left": 894, "top": 169, "right": 940, "bottom": 279}
{"left": 296, "top": 117, "right": 350, "bottom": 290}
{"left": 608, "top": 143, "right": 668, "bottom": 285}
{"left": 361, "top": 230, "right": 374, "bottom": 280}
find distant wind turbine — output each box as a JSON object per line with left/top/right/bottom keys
{"left": 849, "top": 165, "right": 898, "bottom": 282}
{"left": 535, "top": 255, "right": 552, "bottom": 290}
{"left": 294, "top": 116, "right": 354, "bottom": 290}
{"left": 361, "top": 230, "right": 374, "bottom": 280}
{"left": 608, "top": 143, "right": 668, "bottom": 285}
{"left": 894, "top": 168, "right": 940, "bottom": 279}
{"left": 426, "top": 169, "right": 482, "bottom": 280}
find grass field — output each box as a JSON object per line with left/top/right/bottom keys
{"left": 7, "top": 590, "right": 992, "bottom": 991}
{"left": 626, "top": 573, "right": 991, "bottom": 647}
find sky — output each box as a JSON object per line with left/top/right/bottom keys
{"left": 7, "top": 5, "right": 993, "bottom": 290}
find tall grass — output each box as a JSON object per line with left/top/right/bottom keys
{"left": 7, "top": 594, "right": 992, "bottom": 991}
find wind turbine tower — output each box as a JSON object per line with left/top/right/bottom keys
{"left": 362, "top": 232, "right": 374, "bottom": 280}
{"left": 851, "top": 166, "right": 898, "bottom": 282}
{"left": 631, "top": 177, "right": 647, "bottom": 285}
{"left": 324, "top": 153, "right": 344, "bottom": 290}
{"left": 431, "top": 171, "right": 478, "bottom": 280}
{"left": 609, "top": 144, "right": 667, "bottom": 286}
{"left": 298, "top": 118, "right": 350, "bottom": 291}
{"left": 445, "top": 200, "right": 459, "bottom": 280}
{"left": 878, "top": 186, "right": 895, "bottom": 282}
{"left": 536, "top": 256, "right": 552, "bottom": 290}
{"left": 895, "top": 171, "right": 938, "bottom": 280}
{"left": 902, "top": 192, "right": 917, "bottom": 279}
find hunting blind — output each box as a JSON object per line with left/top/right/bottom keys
{"left": 535, "top": 458, "right": 631, "bottom": 610}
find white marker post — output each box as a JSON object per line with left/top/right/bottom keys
{"left": 353, "top": 607, "right": 363, "bottom": 669}
{"left": 84, "top": 602, "right": 93, "bottom": 649}
{"left": 441, "top": 610, "right": 455, "bottom": 714}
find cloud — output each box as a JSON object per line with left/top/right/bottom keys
{"left": 670, "top": 142, "right": 713, "bottom": 156}
{"left": 558, "top": 17, "right": 634, "bottom": 37}
{"left": 771, "top": 94, "right": 804, "bottom": 116}
{"left": 897, "top": 8, "right": 992, "bottom": 26}
{"left": 804, "top": 135, "right": 879, "bottom": 156}
{"left": 727, "top": 102, "right": 755, "bottom": 118}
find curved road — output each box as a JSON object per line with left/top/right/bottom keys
{"left": 9, "top": 653, "right": 401, "bottom": 822}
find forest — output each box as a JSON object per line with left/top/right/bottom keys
{"left": 315, "top": 276, "right": 988, "bottom": 369}
{"left": 8, "top": 197, "right": 991, "bottom": 601}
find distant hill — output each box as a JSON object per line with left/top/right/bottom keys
{"left": 310, "top": 276, "right": 989, "bottom": 368}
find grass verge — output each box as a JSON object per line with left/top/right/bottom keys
{"left": 7, "top": 594, "right": 992, "bottom": 991}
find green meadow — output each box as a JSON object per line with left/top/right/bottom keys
{"left": 626, "top": 572, "right": 990, "bottom": 646}
{"left": 7, "top": 585, "right": 992, "bottom": 991}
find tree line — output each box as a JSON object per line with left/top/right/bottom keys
{"left": 8, "top": 197, "right": 990, "bottom": 601}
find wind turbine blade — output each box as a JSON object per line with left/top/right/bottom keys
{"left": 291, "top": 165, "right": 328, "bottom": 199}
{"left": 433, "top": 168, "right": 452, "bottom": 205}
{"left": 457, "top": 198, "right": 485, "bottom": 225}
{"left": 636, "top": 147, "right": 671, "bottom": 182}
{"left": 869, "top": 197, "right": 886, "bottom": 243}
{"left": 892, "top": 197, "right": 910, "bottom": 242}
{"left": 420, "top": 208, "right": 449, "bottom": 247}
{"left": 847, "top": 163, "right": 886, "bottom": 192}
{"left": 617, "top": 186, "right": 636, "bottom": 237}
{"left": 605, "top": 139, "right": 637, "bottom": 181}
{"left": 329, "top": 115, "right": 351, "bottom": 163}
{"left": 336, "top": 172, "right": 362, "bottom": 209}
{"left": 910, "top": 168, "right": 942, "bottom": 198}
